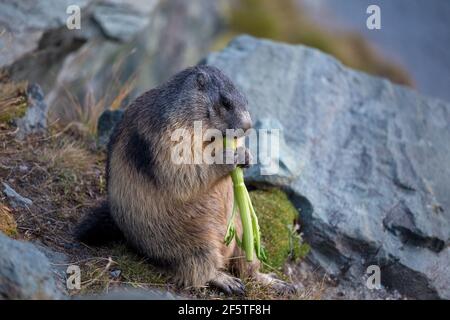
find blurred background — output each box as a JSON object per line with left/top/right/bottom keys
{"left": 300, "top": 0, "right": 450, "bottom": 102}
{"left": 2, "top": 0, "right": 450, "bottom": 134}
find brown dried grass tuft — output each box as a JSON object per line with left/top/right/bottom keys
{"left": 49, "top": 60, "right": 136, "bottom": 137}
{"left": 40, "top": 139, "right": 92, "bottom": 173}
{"left": 0, "top": 202, "right": 17, "bottom": 237}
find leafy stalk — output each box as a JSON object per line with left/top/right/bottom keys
{"left": 223, "top": 138, "right": 266, "bottom": 262}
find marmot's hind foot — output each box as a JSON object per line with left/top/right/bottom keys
{"left": 208, "top": 272, "right": 245, "bottom": 296}
{"left": 255, "top": 272, "right": 297, "bottom": 296}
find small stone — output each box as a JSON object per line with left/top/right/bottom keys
{"left": 110, "top": 269, "right": 122, "bottom": 279}
{"left": 2, "top": 182, "right": 32, "bottom": 208}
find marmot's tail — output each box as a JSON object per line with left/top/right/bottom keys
{"left": 75, "top": 202, "right": 125, "bottom": 245}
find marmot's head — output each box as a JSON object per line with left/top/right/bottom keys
{"left": 164, "top": 65, "right": 252, "bottom": 135}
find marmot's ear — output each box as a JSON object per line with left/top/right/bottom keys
{"left": 196, "top": 72, "right": 207, "bottom": 90}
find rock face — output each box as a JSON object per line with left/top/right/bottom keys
{"left": 244, "top": 118, "right": 302, "bottom": 187}
{"left": 0, "top": 0, "right": 156, "bottom": 70}
{"left": 205, "top": 35, "right": 450, "bottom": 299}
{"left": 0, "top": 0, "right": 89, "bottom": 69}
{"left": 91, "top": 1, "right": 157, "bottom": 42}
{"left": 0, "top": 232, "right": 63, "bottom": 299}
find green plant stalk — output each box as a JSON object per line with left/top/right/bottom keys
{"left": 230, "top": 166, "right": 254, "bottom": 261}
{"left": 223, "top": 138, "right": 266, "bottom": 262}
{"left": 246, "top": 189, "right": 267, "bottom": 261}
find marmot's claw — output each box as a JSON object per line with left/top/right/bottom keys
{"left": 255, "top": 272, "right": 297, "bottom": 296}
{"left": 270, "top": 278, "right": 297, "bottom": 296}
{"left": 209, "top": 272, "right": 246, "bottom": 296}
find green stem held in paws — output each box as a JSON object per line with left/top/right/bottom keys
{"left": 223, "top": 138, "right": 267, "bottom": 262}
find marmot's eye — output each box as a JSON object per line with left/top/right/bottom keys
{"left": 221, "top": 96, "right": 233, "bottom": 110}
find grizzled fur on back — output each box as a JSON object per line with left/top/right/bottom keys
{"left": 102, "top": 65, "right": 251, "bottom": 286}
{"left": 76, "top": 65, "right": 293, "bottom": 293}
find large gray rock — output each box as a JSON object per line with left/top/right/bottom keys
{"left": 92, "top": 1, "right": 158, "bottom": 42}
{"left": 44, "top": 0, "right": 224, "bottom": 118}
{"left": 2, "top": 182, "right": 33, "bottom": 208}
{"left": 0, "top": 0, "right": 91, "bottom": 69}
{"left": 0, "top": 0, "right": 156, "bottom": 70}
{"left": 205, "top": 35, "right": 450, "bottom": 299}
{"left": 0, "top": 232, "right": 63, "bottom": 299}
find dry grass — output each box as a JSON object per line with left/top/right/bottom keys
{"left": 40, "top": 140, "right": 92, "bottom": 173}
{"left": 0, "top": 122, "right": 105, "bottom": 248}
{"left": 50, "top": 59, "right": 137, "bottom": 137}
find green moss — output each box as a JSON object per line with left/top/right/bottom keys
{"left": 249, "top": 188, "right": 309, "bottom": 273}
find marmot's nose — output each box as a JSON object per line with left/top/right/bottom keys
{"left": 241, "top": 111, "right": 252, "bottom": 131}
{"left": 241, "top": 118, "right": 252, "bottom": 131}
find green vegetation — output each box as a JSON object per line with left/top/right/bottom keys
{"left": 224, "top": 138, "right": 266, "bottom": 262}
{"left": 249, "top": 188, "right": 310, "bottom": 272}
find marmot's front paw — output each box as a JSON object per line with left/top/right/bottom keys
{"left": 236, "top": 146, "right": 252, "bottom": 169}
{"left": 208, "top": 272, "right": 245, "bottom": 296}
